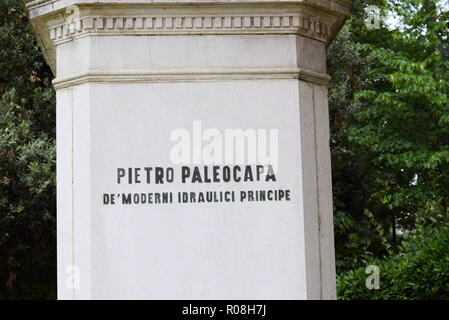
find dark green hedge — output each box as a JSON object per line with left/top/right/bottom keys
{"left": 337, "top": 223, "right": 449, "bottom": 300}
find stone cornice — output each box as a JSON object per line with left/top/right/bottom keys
{"left": 25, "top": 1, "right": 352, "bottom": 18}
{"left": 23, "top": 0, "right": 352, "bottom": 75}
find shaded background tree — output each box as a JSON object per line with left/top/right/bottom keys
{"left": 328, "top": 0, "right": 449, "bottom": 298}
{"left": 0, "top": 0, "right": 56, "bottom": 299}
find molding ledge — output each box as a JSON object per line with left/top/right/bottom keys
{"left": 52, "top": 68, "right": 331, "bottom": 89}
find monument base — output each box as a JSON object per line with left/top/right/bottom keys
{"left": 24, "top": 0, "right": 351, "bottom": 300}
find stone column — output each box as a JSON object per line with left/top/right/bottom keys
{"left": 25, "top": 0, "right": 351, "bottom": 299}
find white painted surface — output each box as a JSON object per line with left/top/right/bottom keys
{"left": 89, "top": 81, "right": 306, "bottom": 299}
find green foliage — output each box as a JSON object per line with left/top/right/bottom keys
{"left": 328, "top": 5, "right": 395, "bottom": 274}
{"left": 329, "top": 0, "right": 449, "bottom": 278}
{"left": 337, "top": 222, "right": 449, "bottom": 300}
{"left": 0, "top": 0, "right": 56, "bottom": 299}
{"left": 349, "top": 0, "right": 449, "bottom": 226}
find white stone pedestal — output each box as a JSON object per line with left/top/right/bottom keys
{"left": 25, "top": 0, "right": 351, "bottom": 300}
